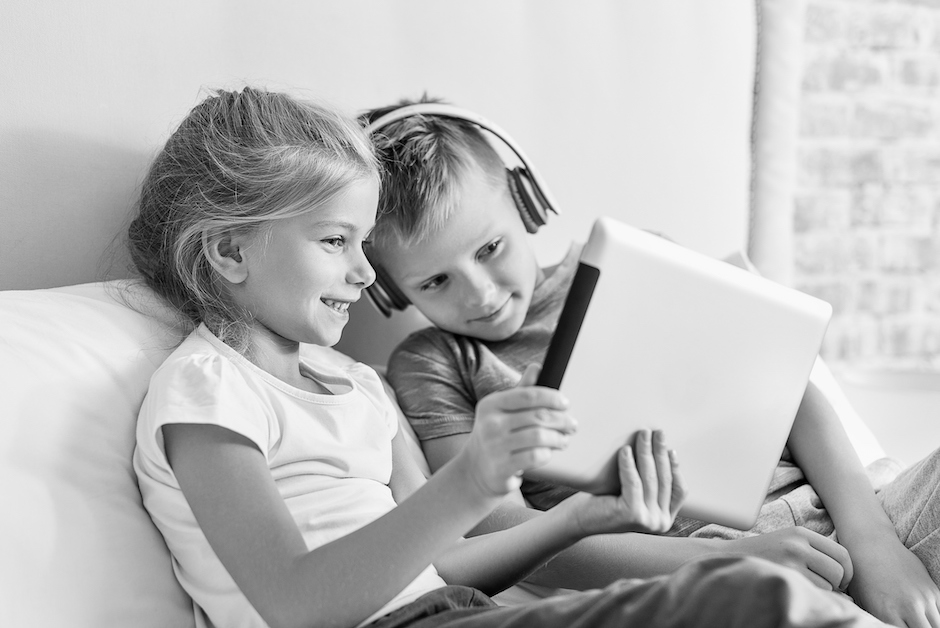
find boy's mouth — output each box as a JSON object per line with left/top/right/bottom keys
{"left": 322, "top": 299, "right": 351, "bottom": 313}
{"left": 472, "top": 297, "right": 510, "bottom": 323}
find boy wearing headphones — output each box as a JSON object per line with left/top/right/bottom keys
{"left": 365, "top": 98, "right": 720, "bottom": 588}
{"left": 363, "top": 98, "right": 940, "bottom": 624}
{"left": 364, "top": 99, "right": 580, "bottom": 516}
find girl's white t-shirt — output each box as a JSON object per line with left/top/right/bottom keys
{"left": 134, "top": 325, "right": 445, "bottom": 628}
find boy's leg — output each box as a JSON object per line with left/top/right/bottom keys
{"left": 877, "top": 447, "right": 940, "bottom": 583}
{"left": 372, "top": 556, "right": 884, "bottom": 628}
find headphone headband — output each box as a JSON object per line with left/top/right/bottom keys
{"left": 366, "top": 103, "right": 560, "bottom": 216}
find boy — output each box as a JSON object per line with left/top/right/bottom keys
{"left": 363, "top": 97, "right": 940, "bottom": 626}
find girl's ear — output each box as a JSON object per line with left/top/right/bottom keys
{"left": 203, "top": 230, "right": 251, "bottom": 284}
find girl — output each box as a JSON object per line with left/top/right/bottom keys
{"left": 129, "top": 87, "right": 881, "bottom": 628}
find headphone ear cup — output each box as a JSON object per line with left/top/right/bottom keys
{"left": 366, "top": 262, "right": 411, "bottom": 318}
{"left": 507, "top": 168, "right": 548, "bottom": 234}
{"left": 364, "top": 282, "right": 393, "bottom": 318}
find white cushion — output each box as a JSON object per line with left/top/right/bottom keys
{"left": 0, "top": 281, "right": 196, "bottom": 627}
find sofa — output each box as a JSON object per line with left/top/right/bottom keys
{"left": 0, "top": 269, "right": 889, "bottom": 627}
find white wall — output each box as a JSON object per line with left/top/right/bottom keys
{"left": 1, "top": 0, "right": 755, "bottom": 363}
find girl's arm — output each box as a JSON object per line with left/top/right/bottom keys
{"left": 164, "top": 366, "right": 576, "bottom": 628}
{"left": 787, "top": 381, "right": 940, "bottom": 626}
{"left": 165, "top": 422, "right": 499, "bottom": 628}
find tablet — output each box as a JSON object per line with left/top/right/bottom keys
{"left": 530, "top": 217, "right": 832, "bottom": 529}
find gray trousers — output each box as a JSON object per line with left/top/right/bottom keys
{"left": 677, "top": 447, "right": 940, "bottom": 586}
{"left": 370, "top": 555, "right": 884, "bottom": 628}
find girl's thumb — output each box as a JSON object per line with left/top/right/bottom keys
{"left": 517, "top": 363, "right": 541, "bottom": 388}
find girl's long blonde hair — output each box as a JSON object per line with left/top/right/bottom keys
{"left": 127, "top": 87, "right": 378, "bottom": 352}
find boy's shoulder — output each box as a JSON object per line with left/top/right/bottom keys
{"left": 389, "top": 324, "right": 465, "bottom": 364}
{"left": 388, "top": 324, "right": 499, "bottom": 381}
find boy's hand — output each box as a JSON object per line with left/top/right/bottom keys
{"left": 459, "top": 364, "right": 576, "bottom": 498}
{"left": 563, "top": 430, "right": 686, "bottom": 537}
{"left": 848, "top": 533, "right": 940, "bottom": 627}
{"left": 725, "top": 527, "right": 853, "bottom": 591}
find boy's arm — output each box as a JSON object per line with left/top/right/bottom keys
{"left": 787, "top": 381, "right": 940, "bottom": 626}
{"left": 427, "top": 431, "right": 853, "bottom": 591}
{"left": 472, "top": 493, "right": 856, "bottom": 591}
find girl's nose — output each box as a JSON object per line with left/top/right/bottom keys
{"left": 350, "top": 248, "right": 376, "bottom": 288}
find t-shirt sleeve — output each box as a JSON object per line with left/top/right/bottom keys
{"left": 138, "top": 351, "right": 274, "bottom": 469}
{"left": 386, "top": 332, "right": 477, "bottom": 441}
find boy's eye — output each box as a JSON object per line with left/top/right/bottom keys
{"left": 420, "top": 275, "right": 448, "bottom": 292}
{"left": 478, "top": 239, "right": 502, "bottom": 260}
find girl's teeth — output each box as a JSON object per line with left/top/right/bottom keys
{"left": 324, "top": 300, "right": 349, "bottom": 312}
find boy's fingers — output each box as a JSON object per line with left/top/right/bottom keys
{"left": 652, "top": 431, "right": 673, "bottom": 513}
{"left": 633, "top": 430, "right": 659, "bottom": 507}
{"left": 808, "top": 532, "right": 853, "bottom": 589}
{"left": 669, "top": 450, "right": 687, "bottom": 514}
{"left": 618, "top": 445, "right": 642, "bottom": 495}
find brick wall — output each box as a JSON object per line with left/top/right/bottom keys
{"left": 795, "top": 0, "right": 940, "bottom": 369}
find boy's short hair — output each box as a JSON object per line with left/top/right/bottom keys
{"left": 365, "top": 96, "right": 506, "bottom": 253}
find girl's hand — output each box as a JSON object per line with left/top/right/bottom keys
{"left": 725, "top": 528, "right": 853, "bottom": 591}
{"left": 458, "top": 364, "right": 577, "bottom": 498}
{"left": 848, "top": 533, "right": 940, "bottom": 627}
{"left": 564, "top": 429, "right": 687, "bottom": 537}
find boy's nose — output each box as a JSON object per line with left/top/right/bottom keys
{"left": 464, "top": 273, "right": 498, "bottom": 309}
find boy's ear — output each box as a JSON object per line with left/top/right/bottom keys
{"left": 203, "top": 230, "right": 250, "bottom": 284}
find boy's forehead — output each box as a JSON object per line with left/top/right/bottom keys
{"left": 377, "top": 165, "right": 517, "bottom": 270}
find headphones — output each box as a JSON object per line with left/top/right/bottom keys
{"left": 364, "top": 103, "right": 560, "bottom": 317}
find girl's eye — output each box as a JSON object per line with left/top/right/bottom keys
{"left": 478, "top": 239, "right": 502, "bottom": 260}
{"left": 322, "top": 236, "right": 345, "bottom": 248}
{"left": 420, "top": 275, "right": 447, "bottom": 292}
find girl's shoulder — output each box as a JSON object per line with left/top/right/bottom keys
{"left": 138, "top": 328, "right": 273, "bottom": 466}
{"left": 152, "top": 326, "right": 254, "bottom": 391}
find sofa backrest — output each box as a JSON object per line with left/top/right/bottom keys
{"left": 0, "top": 281, "right": 196, "bottom": 627}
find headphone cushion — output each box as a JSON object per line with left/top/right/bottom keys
{"left": 507, "top": 168, "right": 547, "bottom": 234}
{"left": 370, "top": 261, "right": 411, "bottom": 313}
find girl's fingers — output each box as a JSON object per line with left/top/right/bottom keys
{"left": 504, "top": 425, "right": 571, "bottom": 455}
{"left": 508, "top": 408, "right": 577, "bottom": 433}
{"left": 516, "top": 363, "right": 541, "bottom": 387}
{"left": 493, "top": 386, "right": 570, "bottom": 413}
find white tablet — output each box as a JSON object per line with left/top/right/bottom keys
{"left": 529, "top": 217, "right": 832, "bottom": 529}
